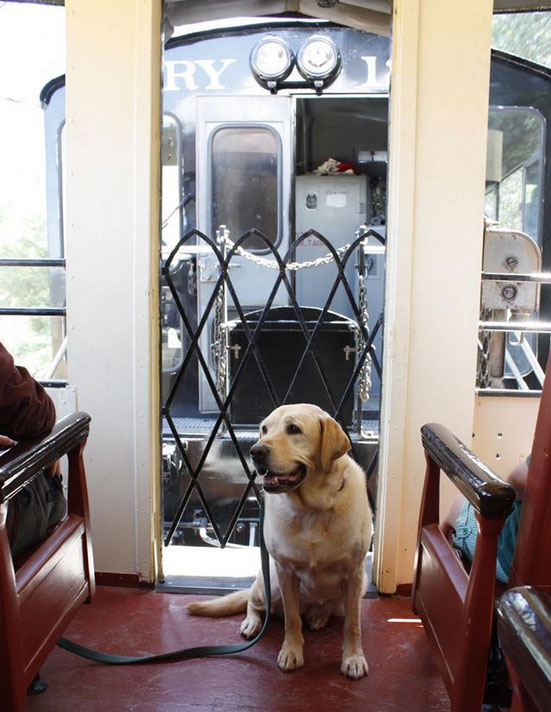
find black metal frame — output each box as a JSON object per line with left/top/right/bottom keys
{"left": 162, "top": 227, "right": 384, "bottom": 547}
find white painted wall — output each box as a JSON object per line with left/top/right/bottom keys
{"left": 374, "top": 0, "right": 494, "bottom": 592}
{"left": 472, "top": 397, "right": 539, "bottom": 476}
{"left": 64, "top": 0, "right": 162, "bottom": 582}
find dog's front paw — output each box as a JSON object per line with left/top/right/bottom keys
{"left": 240, "top": 614, "right": 262, "bottom": 639}
{"left": 341, "top": 653, "right": 369, "bottom": 679}
{"left": 277, "top": 644, "right": 304, "bottom": 672}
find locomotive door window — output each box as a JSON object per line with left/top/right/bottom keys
{"left": 195, "top": 96, "right": 293, "bottom": 414}
{"left": 211, "top": 126, "right": 280, "bottom": 251}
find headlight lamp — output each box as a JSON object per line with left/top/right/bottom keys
{"left": 297, "top": 35, "right": 341, "bottom": 83}
{"left": 250, "top": 37, "right": 294, "bottom": 84}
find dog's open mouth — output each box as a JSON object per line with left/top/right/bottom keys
{"left": 258, "top": 464, "right": 307, "bottom": 493}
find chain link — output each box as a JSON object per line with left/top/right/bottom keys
{"left": 220, "top": 233, "right": 351, "bottom": 270}
{"left": 478, "top": 307, "right": 491, "bottom": 388}
{"left": 213, "top": 227, "right": 228, "bottom": 403}
{"left": 357, "top": 272, "right": 372, "bottom": 402}
{"left": 215, "top": 227, "right": 373, "bottom": 402}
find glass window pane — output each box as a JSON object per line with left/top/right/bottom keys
{"left": 484, "top": 183, "right": 497, "bottom": 222}
{"left": 487, "top": 108, "right": 544, "bottom": 243}
{"left": 161, "top": 114, "right": 183, "bottom": 256}
{"left": 492, "top": 12, "right": 551, "bottom": 71}
{"left": 211, "top": 126, "right": 279, "bottom": 250}
{"left": 0, "top": 4, "right": 65, "bottom": 258}
{"left": 0, "top": 315, "right": 66, "bottom": 380}
{"left": 0, "top": 2, "right": 66, "bottom": 380}
{"left": 499, "top": 168, "right": 523, "bottom": 233}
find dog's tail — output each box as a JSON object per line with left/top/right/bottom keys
{"left": 187, "top": 589, "right": 250, "bottom": 617}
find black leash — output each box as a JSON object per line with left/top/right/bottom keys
{"left": 57, "top": 499, "right": 271, "bottom": 664}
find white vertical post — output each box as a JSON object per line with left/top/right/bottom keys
{"left": 375, "top": 0, "right": 494, "bottom": 592}
{"left": 64, "top": 0, "right": 161, "bottom": 582}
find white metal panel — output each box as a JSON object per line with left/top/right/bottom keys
{"left": 295, "top": 174, "right": 368, "bottom": 317}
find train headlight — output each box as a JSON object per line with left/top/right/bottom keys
{"left": 250, "top": 37, "right": 294, "bottom": 85}
{"left": 297, "top": 35, "right": 341, "bottom": 83}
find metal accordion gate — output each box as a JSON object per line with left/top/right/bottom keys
{"left": 161, "top": 225, "right": 384, "bottom": 551}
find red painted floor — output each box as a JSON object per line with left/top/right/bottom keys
{"left": 25, "top": 587, "right": 450, "bottom": 712}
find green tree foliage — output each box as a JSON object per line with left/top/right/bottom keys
{"left": 0, "top": 210, "right": 55, "bottom": 374}
{"left": 492, "top": 12, "right": 551, "bottom": 68}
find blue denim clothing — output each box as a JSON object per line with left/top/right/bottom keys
{"left": 452, "top": 499, "right": 522, "bottom": 584}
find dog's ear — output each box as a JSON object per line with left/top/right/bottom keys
{"left": 319, "top": 415, "right": 350, "bottom": 471}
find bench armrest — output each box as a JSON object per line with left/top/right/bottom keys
{"left": 0, "top": 411, "right": 91, "bottom": 504}
{"left": 497, "top": 586, "right": 551, "bottom": 710}
{"left": 421, "top": 422, "right": 515, "bottom": 519}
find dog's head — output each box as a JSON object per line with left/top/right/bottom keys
{"left": 250, "top": 404, "right": 350, "bottom": 493}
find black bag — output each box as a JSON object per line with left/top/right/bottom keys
{"left": 7, "top": 472, "right": 67, "bottom": 559}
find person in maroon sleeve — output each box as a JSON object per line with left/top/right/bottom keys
{"left": 0, "top": 342, "right": 66, "bottom": 559}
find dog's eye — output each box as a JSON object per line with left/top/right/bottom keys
{"left": 261, "top": 425, "right": 267, "bottom": 435}
{"left": 287, "top": 423, "right": 302, "bottom": 435}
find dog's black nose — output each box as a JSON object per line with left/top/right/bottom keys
{"left": 250, "top": 442, "right": 269, "bottom": 463}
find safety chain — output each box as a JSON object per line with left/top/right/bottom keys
{"left": 478, "top": 307, "right": 491, "bottom": 388}
{"left": 356, "top": 270, "right": 372, "bottom": 402}
{"left": 213, "top": 227, "right": 229, "bottom": 403}
{"left": 220, "top": 232, "right": 351, "bottom": 271}
{"left": 215, "top": 227, "right": 373, "bottom": 403}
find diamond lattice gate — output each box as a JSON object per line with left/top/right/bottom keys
{"left": 161, "top": 226, "right": 384, "bottom": 550}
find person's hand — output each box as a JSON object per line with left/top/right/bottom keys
{"left": 47, "top": 459, "right": 62, "bottom": 479}
{"left": 0, "top": 435, "right": 60, "bottom": 476}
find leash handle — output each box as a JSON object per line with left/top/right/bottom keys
{"left": 57, "top": 498, "right": 271, "bottom": 665}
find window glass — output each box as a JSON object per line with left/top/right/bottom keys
{"left": 211, "top": 126, "right": 279, "bottom": 250}
{"left": 161, "top": 113, "right": 184, "bottom": 256}
{"left": 499, "top": 168, "right": 523, "bottom": 233}
{"left": 483, "top": 107, "right": 545, "bottom": 390}
{"left": 492, "top": 12, "right": 551, "bottom": 69}
{"left": 0, "top": 2, "right": 66, "bottom": 377}
{"left": 486, "top": 108, "right": 543, "bottom": 243}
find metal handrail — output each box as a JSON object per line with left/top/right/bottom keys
{"left": 0, "top": 258, "right": 65, "bottom": 267}
{"left": 479, "top": 321, "right": 551, "bottom": 333}
{"left": 0, "top": 308, "right": 66, "bottom": 316}
{"left": 482, "top": 271, "right": 551, "bottom": 283}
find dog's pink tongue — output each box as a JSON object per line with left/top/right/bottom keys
{"left": 287, "top": 468, "right": 302, "bottom": 481}
{"left": 264, "top": 469, "right": 301, "bottom": 487}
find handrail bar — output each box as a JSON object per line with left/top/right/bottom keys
{"left": 0, "top": 259, "right": 65, "bottom": 267}
{"left": 0, "top": 412, "right": 91, "bottom": 503}
{"left": 482, "top": 271, "right": 551, "bottom": 284}
{"left": 0, "top": 308, "right": 66, "bottom": 316}
{"left": 479, "top": 321, "right": 551, "bottom": 333}
{"left": 421, "top": 423, "right": 515, "bottom": 518}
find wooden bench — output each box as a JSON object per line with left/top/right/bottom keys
{"left": 0, "top": 412, "right": 94, "bottom": 712}
{"left": 413, "top": 357, "right": 551, "bottom": 712}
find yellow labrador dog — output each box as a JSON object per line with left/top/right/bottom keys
{"left": 187, "top": 403, "right": 372, "bottom": 679}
